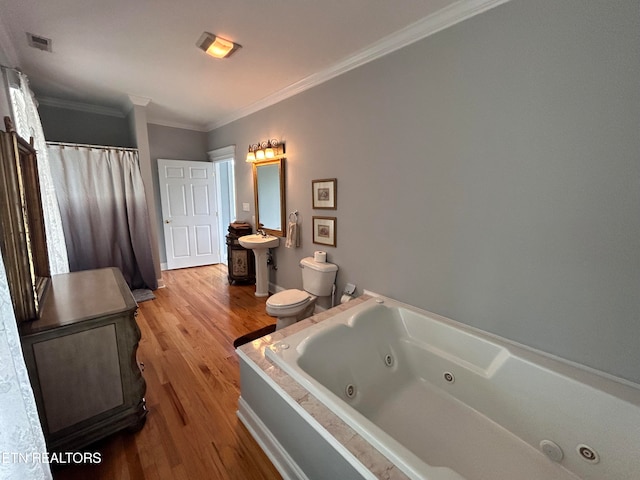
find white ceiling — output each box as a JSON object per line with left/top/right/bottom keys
{"left": 0, "top": 0, "right": 496, "bottom": 131}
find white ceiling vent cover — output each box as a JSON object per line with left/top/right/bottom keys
{"left": 26, "top": 33, "right": 52, "bottom": 52}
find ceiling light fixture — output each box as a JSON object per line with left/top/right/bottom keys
{"left": 196, "top": 32, "right": 241, "bottom": 59}
{"left": 246, "top": 140, "right": 284, "bottom": 163}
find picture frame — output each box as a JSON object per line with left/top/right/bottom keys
{"left": 311, "top": 178, "right": 337, "bottom": 210}
{"left": 312, "top": 216, "right": 336, "bottom": 247}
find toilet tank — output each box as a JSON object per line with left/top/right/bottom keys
{"left": 300, "top": 257, "right": 338, "bottom": 296}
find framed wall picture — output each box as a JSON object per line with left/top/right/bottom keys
{"left": 311, "top": 178, "right": 337, "bottom": 209}
{"left": 312, "top": 216, "right": 336, "bottom": 247}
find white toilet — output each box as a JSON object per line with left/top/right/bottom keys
{"left": 266, "top": 257, "right": 338, "bottom": 330}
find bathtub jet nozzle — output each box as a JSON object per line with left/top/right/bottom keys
{"left": 384, "top": 354, "right": 394, "bottom": 367}
{"left": 345, "top": 384, "right": 356, "bottom": 399}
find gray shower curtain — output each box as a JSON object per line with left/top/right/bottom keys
{"left": 47, "top": 144, "right": 157, "bottom": 290}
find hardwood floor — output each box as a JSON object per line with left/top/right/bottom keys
{"left": 54, "top": 264, "right": 282, "bottom": 480}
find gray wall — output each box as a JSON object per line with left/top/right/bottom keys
{"left": 148, "top": 123, "right": 209, "bottom": 264}
{"left": 39, "top": 105, "right": 134, "bottom": 147}
{"left": 209, "top": 0, "right": 640, "bottom": 383}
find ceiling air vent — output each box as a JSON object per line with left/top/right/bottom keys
{"left": 26, "top": 33, "right": 52, "bottom": 52}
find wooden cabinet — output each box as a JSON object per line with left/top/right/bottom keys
{"left": 226, "top": 223, "right": 255, "bottom": 284}
{"left": 19, "top": 267, "right": 147, "bottom": 451}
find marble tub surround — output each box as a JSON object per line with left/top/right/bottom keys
{"left": 237, "top": 295, "right": 411, "bottom": 480}
{"left": 240, "top": 295, "right": 640, "bottom": 480}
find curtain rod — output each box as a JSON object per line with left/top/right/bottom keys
{"left": 46, "top": 141, "right": 139, "bottom": 153}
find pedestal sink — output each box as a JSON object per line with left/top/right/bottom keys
{"left": 238, "top": 234, "right": 280, "bottom": 297}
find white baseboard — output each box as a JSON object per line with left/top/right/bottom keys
{"left": 269, "top": 282, "right": 284, "bottom": 294}
{"left": 237, "top": 398, "right": 309, "bottom": 480}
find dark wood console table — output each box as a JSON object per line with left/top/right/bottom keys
{"left": 19, "top": 267, "right": 147, "bottom": 451}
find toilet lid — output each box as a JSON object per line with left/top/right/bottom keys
{"left": 267, "top": 289, "right": 311, "bottom": 308}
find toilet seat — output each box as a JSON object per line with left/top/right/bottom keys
{"left": 265, "top": 256, "right": 338, "bottom": 330}
{"left": 267, "top": 289, "right": 311, "bottom": 310}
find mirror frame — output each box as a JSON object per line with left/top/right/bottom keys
{"left": 252, "top": 158, "right": 286, "bottom": 237}
{"left": 0, "top": 117, "right": 51, "bottom": 323}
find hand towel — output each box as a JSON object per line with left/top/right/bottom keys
{"left": 285, "top": 220, "right": 298, "bottom": 248}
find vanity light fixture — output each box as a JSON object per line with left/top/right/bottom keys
{"left": 246, "top": 140, "right": 284, "bottom": 162}
{"left": 196, "top": 32, "right": 241, "bottom": 59}
{"left": 246, "top": 147, "right": 256, "bottom": 163}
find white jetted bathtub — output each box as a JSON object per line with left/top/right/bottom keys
{"left": 237, "top": 296, "right": 640, "bottom": 480}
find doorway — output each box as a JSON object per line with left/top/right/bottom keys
{"left": 158, "top": 159, "right": 220, "bottom": 270}
{"left": 208, "top": 146, "right": 237, "bottom": 266}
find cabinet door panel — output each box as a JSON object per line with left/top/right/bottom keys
{"left": 33, "top": 324, "right": 124, "bottom": 433}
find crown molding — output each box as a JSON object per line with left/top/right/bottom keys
{"left": 207, "top": 0, "right": 511, "bottom": 131}
{"left": 147, "top": 118, "right": 209, "bottom": 132}
{"left": 37, "top": 96, "right": 125, "bottom": 117}
{"left": 39, "top": 96, "right": 209, "bottom": 131}
{"left": 127, "top": 94, "right": 151, "bottom": 107}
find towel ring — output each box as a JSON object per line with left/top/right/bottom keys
{"left": 289, "top": 211, "right": 299, "bottom": 222}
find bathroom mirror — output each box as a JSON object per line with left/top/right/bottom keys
{"left": 252, "top": 158, "right": 285, "bottom": 237}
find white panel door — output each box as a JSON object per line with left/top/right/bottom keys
{"left": 158, "top": 159, "right": 220, "bottom": 269}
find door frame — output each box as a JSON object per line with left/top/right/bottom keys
{"left": 158, "top": 158, "right": 220, "bottom": 270}
{"left": 208, "top": 146, "right": 237, "bottom": 266}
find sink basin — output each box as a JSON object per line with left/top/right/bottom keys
{"left": 238, "top": 234, "right": 279, "bottom": 297}
{"left": 238, "top": 234, "right": 280, "bottom": 250}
